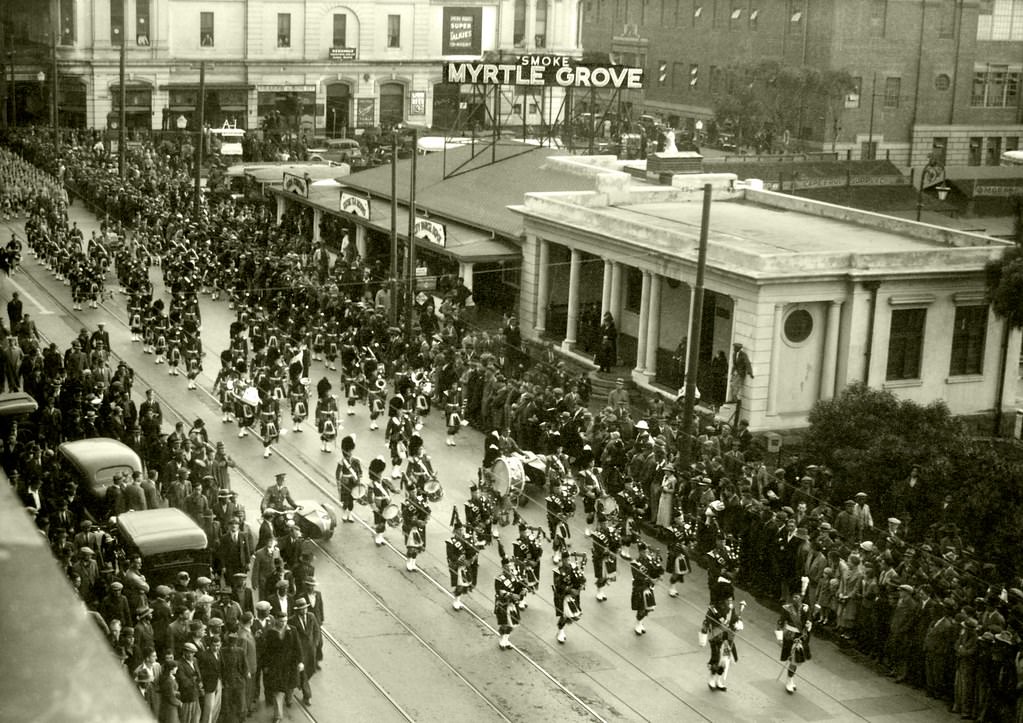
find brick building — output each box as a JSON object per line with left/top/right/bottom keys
{"left": 581, "top": 0, "right": 1023, "bottom": 167}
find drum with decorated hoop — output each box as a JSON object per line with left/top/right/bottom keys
{"left": 423, "top": 479, "right": 444, "bottom": 503}
{"left": 382, "top": 504, "right": 401, "bottom": 526}
{"left": 490, "top": 456, "right": 525, "bottom": 498}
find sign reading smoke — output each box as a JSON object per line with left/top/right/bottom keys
{"left": 446, "top": 55, "right": 645, "bottom": 89}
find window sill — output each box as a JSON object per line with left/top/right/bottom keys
{"left": 945, "top": 374, "right": 984, "bottom": 384}
{"left": 882, "top": 378, "right": 923, "bottom": 389}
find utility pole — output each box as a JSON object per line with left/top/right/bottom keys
{"left": 50, "top": 0, "right": 59, "bottom": 150}
{"left": 405, "top": 129, "right": 418, "bottom": 344}
{"left": 865, "top": 71, "right": 877, "bottom": 160}
{"left": 679, "top": 184, "right": 713, "bottom": 469}
{"left": 389, "top": 132, "right": 398, "bottom": 327}
{"left": 193, "top": 61, "right": 205, "bottom": 218}
{"left": 117, "top": 0, "right": 126, "bottom": 178}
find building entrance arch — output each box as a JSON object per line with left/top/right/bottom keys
{"left": 326, "top": 82, "right": 351, "bottom": 138}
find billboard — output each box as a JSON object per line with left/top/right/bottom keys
{"left": 443, "top": 7, "right": 482, "bottom": 55}
{"left": 445, "top": 55, "right": 644, "bottom": 89}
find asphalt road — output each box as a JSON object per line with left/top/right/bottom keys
{"left": 0, "top": 201, "right": 961, "bottom": 723}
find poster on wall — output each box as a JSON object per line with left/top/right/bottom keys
{"left": 356, "top": 97, "right": 375, "bottom": 127}
{"left": 409, "top": 91, "right": 426, "bottom": 116}
{"left": 442, "top": 7, "right": 482, "bottom": 55}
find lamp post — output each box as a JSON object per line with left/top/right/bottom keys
{"left": 194, "top": 60, "right": 206, "bottom": 219}
{"left": 50, "top": 0, "right": 58, "bottom": 150}
{"left": 115, "top": 1, "right": 126, "bottom": 179}
{"left": 36, "top": 70, "right": 45, "bottom": 129}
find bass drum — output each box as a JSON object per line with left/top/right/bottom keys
{"left": 491, "top": 456, "right": 525, "bottom": 498}
{"left": 382, "top": 504, "right": 401, "bottom": 527}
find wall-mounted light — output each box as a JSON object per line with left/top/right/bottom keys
{"left": 936, "top": 184, "right": 951, "bottom": 201}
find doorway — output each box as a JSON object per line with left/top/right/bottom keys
{"left": 326, "top": 83, "right": 351, "bottom": 138}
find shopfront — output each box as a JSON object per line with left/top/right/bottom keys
{"left": 257, "top": 85, "right": 318, "bottom": 136}
{"left": 110, "top": 82, "right": 153, "bottom": 130}
{"left": 379, "top": 82, "right": 405, "bottom": 129}
{"left": 59, "top": 77, "right": 87, "bottom": 129}
{"left": 325, "top": 82, "right": 351, "bottom": 138}
{"left": 162, "top": 84, "right": 251, "bottom": 131}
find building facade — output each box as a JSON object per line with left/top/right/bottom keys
{"left": 581, "top": 0, "right": 1023, "bottom": 167}
{"left": 1, "top": 0, "right": 583, "bottom": 133}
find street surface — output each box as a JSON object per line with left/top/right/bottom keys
{"left": 0, "top": 203, "right": 960, "bottom": 723}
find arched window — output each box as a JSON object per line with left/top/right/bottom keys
{"left": 514, "top": 0, "right": 526, "bottom": 45}
{"left": 535, "top": 0, "right": 548, "bottom": 48}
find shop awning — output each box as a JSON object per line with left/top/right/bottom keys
{"left": 158, "top": 83, "right": 255, "bottom": 91}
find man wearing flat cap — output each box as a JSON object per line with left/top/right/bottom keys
{"left": 100, "top": 580, "right": 133, "bottom": 628}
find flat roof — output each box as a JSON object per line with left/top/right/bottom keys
{"left": 58, "top": 438, "right": 142, "bottom": 482}
{"left": 116, "top": 508, "right": 208, "bottom": 556}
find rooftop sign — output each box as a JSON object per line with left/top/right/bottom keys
{"left": 445, "top": 55, "right": 644, "bottom": 89}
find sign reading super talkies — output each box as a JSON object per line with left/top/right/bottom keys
{"left": 446, "top": 55, "right": 645, "bottom": 89}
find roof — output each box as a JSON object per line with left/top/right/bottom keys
{"left": 116, "top": 508, "right": 208, "bottom": 556}
{"left": 58, "top": 438, "right": 142, "bottom": 486}
{"left": 338, "top": 140, "right": 600, "bottom": 238}
{"left": 0, "top": 391, "right": 37, "bottom": 417}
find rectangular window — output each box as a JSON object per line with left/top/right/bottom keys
{"left": 870, "top": 0, "right": 887, "bottom": 37}
{"left": 200, "top": 11, "right": 214, "bottom": 47}
{"left": 672, "top": 62, "right": 687, "bottom": 90}
{"left": 969, "top": 137, "right": 983, "bottom": 165}
{"left": 59, "top": 0, "right": 76, "bottom": 45}
{"left": 333, "top": 14, "right": 347, "bottom": 47}
{"left": 972, "top": 66, "right": 1022, "bottom": 107}
{"left": 884, "top": 77, "right": 901, "bottom": 108}
{"left": 949, "top": 306, "right": 988, "bottom": 376}
{"left": 749, "top": 7, "right": 759, "bottom": 29}
{"left": 111, "top": 0, "right": 124, "bottom": 46}
{"left": 625, "top": 267, "right": 643, "bottom": 313}
{"left": 1007, "top": 136, "right": 1020, "bottom": 152}
{"left": 708, "top": 65, "right": 718, "bottom": 92}
{"left": 136, "top": 0, "right": 150, "bottom": 46}
{"left": 789, "top": 0, "right": 803, "bottom": 29}
{"left": 387, "top": 14, "right": 401, "bottom": 47}
{"left": 693, "top": 3, "right": 703, "bottom": 27}
{"left": 845, "top": 76, "right": 862, "bottom": 108}
{"left": 987, "top": 136, "right": 1003, "bottom": 165}
{"left": 977, "top": 0, "right": 1023, "bottom": 41}
{"left": 729, "top": 0, "right": 742, "bottom": 27}
{"left": 886, "top": 308, "right": 926, "bottom": 381}
{"left": 689, "top": 63, "right": 699, "bottom": 89}
{"left": 277, "top": 13, "right": 291, "bottom": 48}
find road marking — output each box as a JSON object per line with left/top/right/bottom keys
{"left": 9, "top": 279, "right": 55, "bottom": 316}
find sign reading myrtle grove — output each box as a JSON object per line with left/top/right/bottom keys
{"left": 442, "top": 7, "right": 482, "bottom": 55}
{"left": 340, "top": 191, "right": 370, "bottom": 218}
{"left": 414, "top": 217, "right": 446, "bottom": 247}
{"left": 446, "top": 55, "right": 645, "bottom": 89}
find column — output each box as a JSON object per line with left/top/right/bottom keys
{"left": 645, "top": 273, "right": 662, "bottom": 377}
{"left": 610, "top": 261, "right": 623, "bottom": 323}
{"left": 355, "top": 225, "right": 367, "bottom": 260}
{"left": 685, "top": 285, "right": 696, "bottom": 379}
{"left": 820, "top": 301, "right": 843, "bottom": 400}
{"left": 766, "top": 304, "right": 784, "bottom": 415}
{"left": 535, "top": 240, "right": 550, "bottom": 333}
{"left": 634, "top": 271, "right": 651, "bottom": 374}
{"left": 562, "top": 247, "right": 581, "bottom": 352}
{"left": 525, "top": 0, "right": 537, "bottom": 50}
{"left": 459, "top": 261, "right": 475, "bottom": 307}
{"left": 276, "top": 195, "right": 285, "bottom": 224}
{"left": 312, "top": 209, "right": 322, "bottom": 244}
{"left": 600, "top": 257, "right": 612, "bottom": 319}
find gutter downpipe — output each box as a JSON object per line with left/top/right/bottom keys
{"left": 994, "top": 320, "right": 1011, "bottom": 436}
{"left": 862, "top": 281, "right": 882, "bottom": 385}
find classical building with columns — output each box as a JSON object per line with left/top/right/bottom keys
{"left": 512, "top": 159, "right": 1019, "bottom": 431}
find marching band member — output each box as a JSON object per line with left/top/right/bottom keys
{"left": 368, "top": 457, "right": 398, "bottom": 546}
{"left": 545, "top": 482, "right": 574, "bottom": 565}
{"left": 444, "top": 393, "right": 462, "bottom": 447}
{"left": 401, "top": 488, "right": 430, "bottom": 572}
{"left": 576, "top": 447, "right": 603, "bottom": 536}
{"left": 402, "top": 433, "right": 434, "bottom": 491}
{"left": 776, "top": 591, "right": 813, "bottom": 694}
{"left": 368, "top": 376, "right": 387, "bottom": 431}
{"left": 288, "top": 377, "right": 309, "bottom": 433}
{"left": 665, "top": 513, "right": 695, "bottom": 598}
{"left": 494, "top": 543, "right": 524, "bottom": 650}
{"left": 630, "top": 542, "right": 663, "bottom": 635}
{"left": 590, "top": 518, "right": 619, "bottom": 602}
{"left": 464, "top": 483, "right": 496, "bottom": 543}
{"left": 616, "top": 477, "right": 648, "bottom": 561}
{"left": 166, "top": 323, "right": 182, "bottom": 376}
{"left": 258, "top": 397, "right": 280, "bottom": 458}
{"left": 446, "top": 511, "right": 478, "bottom": 611}
{"left": 334, "top": 435, "right": 361, "bottom": 523}
{"left": 552, "top": 553, "right": 586, "bottom": 644}
{"left": 183, "top": 331, "right": 202, "bottom": 390}
{"left": 235, "top": 381, "right": 258, "bottom": 438}
{"left": 512, "top": 517, "right": 544, "bottom": 604}
{"left": 343, "top": 365, "right": 364, "bottom": 417}
{"left": 315, "top": 384, "right": 339, "bottom": 454}
{"left": 699, "top": 586, "right": 745, "bottom": 691}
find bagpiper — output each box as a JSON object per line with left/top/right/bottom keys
{"left": 494, "top": 543, "right": 525, "bottom": 650}
{"left": 315, "top": 381, "right": 339, "bottom": 454}
{"left": 334, "top": 435, "right": 361, "bottom": 523}
{"left": 552, "top": 553, "right": 586, "bottom": 644}
{"left": 590, "top": 518, "right": 619, "bottom": 603}
{"left": 446, "top": 511, "right": 478, "bottom": 611}
{"left": 776, "top": 591, "right": 813, "bottom": 694}
{"left": 545, "top": 482, "right": 575, "bottom": 565}
{"left": 630, "top": 542, "right": 662, "bottom": 635}
{"left": 665, "top": 513, "right": 696, "bottom": 598}
{"left": 512, "top": 516, "right": 545, "bottom": 602}
{"left": 699, "top": 585, "right": 745, "bottom": 692}
{"left": 464, "top": 483, "right": 496, "bottom": 543}
{"left": 401, "top": 488, "right": 430, "bottom": 572}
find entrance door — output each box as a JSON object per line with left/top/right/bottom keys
{"left": 326, "top": 83, "right": 350, "bottom": 137}
{"left": 379, "top": 82, "right": 404, "bottom": 129}
{"left": 432, "top": 82, "right": 459, "bottom": 130}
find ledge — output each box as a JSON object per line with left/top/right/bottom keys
{"left": 882, "top": 378, "right": 924, "bottom": 389}
{"left": 945, "top": 374, "right": 985, "bottom": 384}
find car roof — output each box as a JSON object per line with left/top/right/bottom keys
{"left": 116, "top": 509, "right": 209, "bottom": 556}
{"left": 0, "top": 391, "right": 38, "bottom": 417}
{"left": 58, "top": 438, "right": 143, "bottom": 480}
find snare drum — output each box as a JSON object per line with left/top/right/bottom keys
{"left": 350, "top": 484, "right": 369, "bottom": 505}
{"left": 423, "top": 479, "right": 444, "bottom": 503}
{"left": 382, "top": 504, "right": 401, "bottom": 527}
{"left": 598, "top": 495, "right": 619, "bottom": 518}
{"left": 491, "top": 456, "right": 526, "bottom": 498}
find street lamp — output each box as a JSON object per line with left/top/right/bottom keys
{"left": 36, "top": 71, "right": 45, "bottom": 128}
{"left": 936, "top": 183, "right": 951, "bottom": 201}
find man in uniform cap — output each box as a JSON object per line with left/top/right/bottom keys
{"left": 262, "top": 473, "right": 296, "bottom": 513}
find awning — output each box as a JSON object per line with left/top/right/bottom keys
{"left": 158, "top": 83, "right": 255, "bottom": 91}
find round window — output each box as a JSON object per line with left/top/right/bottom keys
{"left": 935, "top": 74, "right": 951, "bottom": 91}
{"left": 784, "top": 309, "right": 813, "bottom": 344}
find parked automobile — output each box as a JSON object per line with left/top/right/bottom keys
{"left": 115, "top": 508, "right": 212, "bottom": 587}
{"left": 58, "top": 437, "right": 143, "bottom": 520}
{"left": 308, "top": 138, "right": 364, "bottom": 165}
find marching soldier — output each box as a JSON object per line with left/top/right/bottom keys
{"left": 288, "top": 376, "right": 308, "bottom": 433}
{"left": 699, "top": 589, "right": 745, "bottom": 691}
{"left": 665, "top": 513, "right": 695, "bottom": 598}
{"left": 235, "top": 382, "right": 258, "bottom": 439}
{"left": 368, "top": 457, "right": 398, "bottom": 546}
{"left": 258, "top": 397, "right": 280, "bottom": 459}
{"left": 386, "top": 408, "right": 413, "bottom": 477}
{"left": 512, "top": 517, "right": 544, "bottom": 602}
{"left": 403, "top": 434, "right": 435, "bottom": 492}
{"left": 401, "top": 488, "right": 430, "bottom": 572}
{"left": 464, "top": 483, "right": 496, "bottom": 543}
{"left": 494, "top": 543, "right": 525, "bottom": 650}
{"left": 446, "top": 511, "right": 478, "bottom": 611}
{"left": 315, "top": 382, "right": 338, "bottom": 454}
{"left": 444, "top": 393, "right": 462, "bottom": 447}
{"left": 552, "top": 553, "right": 586, "bottom": 644}
{"left": 367, "top": 376, "right": 387, "bottom": 431}
{"left": 545, "top": 482, "right": 575, "bottom": 565}
{"left": 590, "top": 517, "right": 619, "bottom": 602}
{"left": 334, "top": 435, "right": 361, "bottom": 523}
{"left": 630, "top": 542, "right": 663, "bottom": 635}
{"left": 616, "top": 477, "right": 648, "bottom": 561}
{"left": 576, "top": 448, "right": 604, "bottom": 536}
{"left": 776, "top": 591, "right": 813, "bottom": 694}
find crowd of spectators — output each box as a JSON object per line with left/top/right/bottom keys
{"left": 5, "top": 125, "right": 1023, "bottom": 721}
